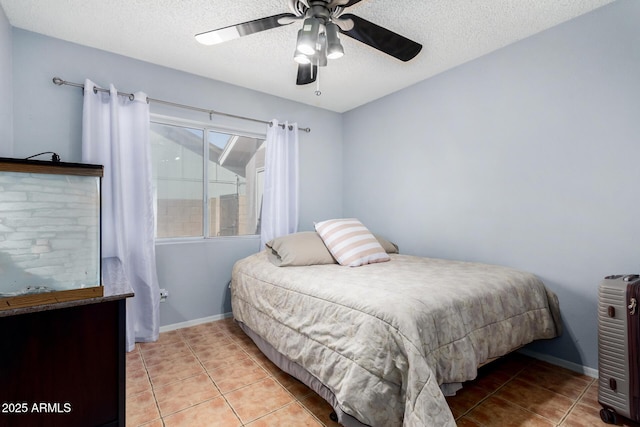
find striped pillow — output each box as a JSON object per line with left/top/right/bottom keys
{"left": 314, "top": 218, "right": 390, "bottom": 267}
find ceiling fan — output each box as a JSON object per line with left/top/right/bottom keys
{"left": 195, "top": 0, "right": 422, "bottom": 87}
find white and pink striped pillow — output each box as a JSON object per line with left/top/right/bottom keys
{"left": 314, "top": 218, "right": 390, "bottom": 267}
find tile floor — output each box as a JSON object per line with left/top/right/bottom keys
{"left": 126, "top": 318, "right": 630, "bottom": 427}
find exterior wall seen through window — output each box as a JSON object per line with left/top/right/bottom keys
{"left": 150, "top": 120, "right": 265, "bottom": 239}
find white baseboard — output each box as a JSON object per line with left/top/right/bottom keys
{"left": 518, "top": 348, "right": 598, "bottom": 379}
{"left": 159, "top": 312, "right": 233, "bottom": 333}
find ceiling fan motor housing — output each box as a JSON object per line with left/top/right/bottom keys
{"left": 307, "top": 2, "right": 333, "bottom": 22}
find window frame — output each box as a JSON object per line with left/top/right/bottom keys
{"left": 150, "top": 114, "right": 267, "bottom": 243}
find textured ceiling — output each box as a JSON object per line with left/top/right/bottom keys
{"left": 1, "top": 0, "right": 615, "bottom": 112}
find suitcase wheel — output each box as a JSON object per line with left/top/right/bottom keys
{"left": 600, "top": 408, "right": 618, "bottom": 425}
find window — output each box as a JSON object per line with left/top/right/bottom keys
{"left": 150, "top": 118, "right": 265, "bottom": 239}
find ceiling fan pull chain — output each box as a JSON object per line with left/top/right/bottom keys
{"left": 315, "top": 60, "right": 322, "bottom": 96}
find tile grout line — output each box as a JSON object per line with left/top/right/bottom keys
{"left": 460, "top": 361, "right": 595, "bottom": 427}
{"left": 216, "top": 323, "right": 329, "bottom": 426}
{"left": 130, "top": 321, "right": 336, "bottom": 427}
{"left": 497, "top": 366, "right": 585, "bottom": 427}
{"left": 128, "top": 329, "right": 555, "bottom": 427}
{"left": 130, "top": 324, "right": 602, "bottom": 427}
{"left": 140, "top": 329, "right": 236, "bottom": 425}
{"left": 223, "top": 325, "right": 329, "bottom": 427}
{"left": 180, "top": 327, "right": 247, "bottom": 426}
{"left": 137, "top": 343, "right": 166, "bottom": 427}
{"left": 455, "top": 363, "right": 528, "bottom": 423}
{"left": 554, "top": 376, "right": 597, "bottom": 427}
{"left": 139, "top": 331, "right": 219, "bottom": 425}
{"left": 172, "top": 324, "right": 315, "bottom": 427}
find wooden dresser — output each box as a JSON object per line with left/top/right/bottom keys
{"left": 0, "top": 258, "right": 133, "bottom": 427}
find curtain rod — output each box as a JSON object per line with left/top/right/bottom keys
{"left": 52, "top": 77, "right": 311, "bottom": 133}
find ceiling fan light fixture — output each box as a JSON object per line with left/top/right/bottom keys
{"left": 293, "top": 47, "right": 312, "bottom": 64}
{"left": 325, "top": 22, "right": 344, "bottom": 59}
{"left": 296, "top": 17, "right": 320, "bottom": 55}
{"left": 294, "top": 53, "right": 312, "bottom": 64}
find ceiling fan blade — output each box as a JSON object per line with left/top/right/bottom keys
{"left": 196, "top": 13, "right": 297, "bottom": 45}
{"left": 339, "top": 13, "right": 422, "bottom": 62}
{"left": 296, "top": 64, "right": 317, "bottom": 85}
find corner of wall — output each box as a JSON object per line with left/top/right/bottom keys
{"left": 0, "top": 4, "right": 13, "bottom": 157}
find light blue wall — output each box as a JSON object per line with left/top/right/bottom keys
{"left": 0, "top": 4, "right": 11, "bottom": 156}
{"left": 11, "top": 29, "right": 343, "bottom": 327}
{"left": 9, "top": 1, "right": 638, "bottom": 369}
{"left": 343, "top": 0, "right": 640, "bottom": 370}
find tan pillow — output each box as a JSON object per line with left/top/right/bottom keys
{"left": 375, "top": 234, "right": 399, "bottom": 254}
{"left": 266, "top": 232, "right": 336, "bottom": 266}
{"left": 314, "top": 218, "right": 390, "bottom": 267}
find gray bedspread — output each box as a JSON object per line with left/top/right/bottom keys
{"left": 231, "top": 251, "right": 561, "bottom": 426}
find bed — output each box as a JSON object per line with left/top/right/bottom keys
{"left": 230, "top": 229, "right": 561, "bottom": 427}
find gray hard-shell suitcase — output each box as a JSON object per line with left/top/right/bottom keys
{"left": 598, "top": 274, "right": 640, "bottom": 424}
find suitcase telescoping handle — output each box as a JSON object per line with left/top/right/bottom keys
{"left": 623, "top": 275, "right": 639, "bottom": 315}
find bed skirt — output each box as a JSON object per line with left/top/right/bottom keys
{"left": 237, "top": 320, "right": 371, "bottom": 427}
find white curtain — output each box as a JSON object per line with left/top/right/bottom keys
{"left": 82, "top": 79, "right": 160, "bottom": 351}
{"left": 260, "top": 120, "right": 299, "bottom": 247}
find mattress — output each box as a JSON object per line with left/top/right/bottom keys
{"left": 231, "top": 251, "right": 561, "bottom": 426}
